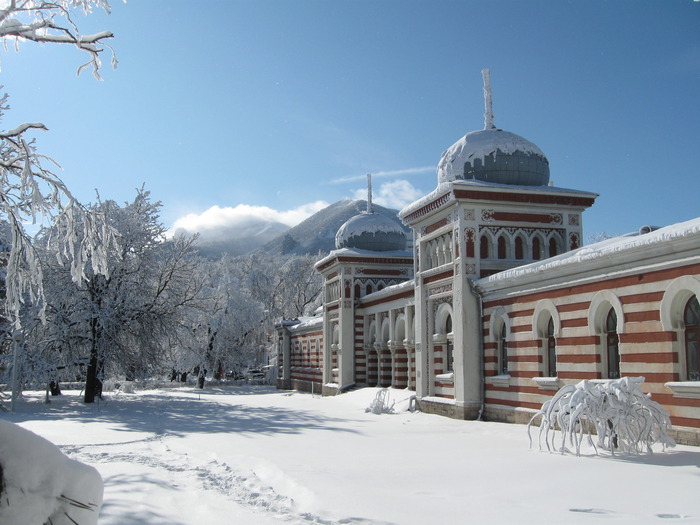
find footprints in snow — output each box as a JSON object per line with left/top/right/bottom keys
{"left": 63, "top": 436, "right": 389, "bottom": 525}
{"left": 570, "top": 508, "right": 689, "bottom": 520}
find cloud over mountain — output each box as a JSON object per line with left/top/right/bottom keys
{"left": 170, "top": 201, "right": 329, "bottom": 257}
{"left": 172, "top": 202, "right": 329, "bottom": 238}
{"left": 351, "top": 179, "right": 424, "bottom": 210}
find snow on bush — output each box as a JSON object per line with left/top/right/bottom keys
{"left": 365, "top": 388, "right": 395, "bottom": 414}
{"left": 0, "top": 421, "right": 103, "bottom": 525}
{"left": 527, "top": 376, "right": 676, "bottom": 456}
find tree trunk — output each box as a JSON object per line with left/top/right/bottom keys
{"left": 49, "top": 381, "right": 61, "bottom": 396}
{"left": 84, "top": 352, "right": 103, "bottom": 403}
{"left": 84, "top": 318, "right": 102, "bottom": 403}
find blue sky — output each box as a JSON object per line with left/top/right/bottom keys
{"left": 2, "top": 0, "right": 699, "bottom": 241}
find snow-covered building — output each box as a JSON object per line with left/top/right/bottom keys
{"left": 275, "top": 72, "right": 700, "bottom": 446}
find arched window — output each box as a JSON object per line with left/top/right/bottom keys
{"left": 684, "top": 296, "right": 700, "bottom": 381}
{"left": 606, "top": 309, "right": 620, "bottom": 379}
{"left": 498, "top": 323, "right": 508, "bottom": 375}
{"left": 366, "top": 284, "right": 373, "bottom": 296}
{"left": 546, "top": 317, "right": 557, "bottom": 377}
{"left": 497, "top": 236, "right": 507, "bottom": 259}
{"left": 445, "top": 315, "right": 453, "bottom": 372}
{"left": 532, "top": 237, "right": 541, "bottom": 260}
{"left": 480, "top": 235, "right": 489, "bottom": 259}
{"left": 354, "top": 284, "right": 361, "bottom": 298}
{"left": 515, "top": 236, "right": 524, "bottom": 260}
{"left": 549, "top": 238, "right": 558, "bottom": 258}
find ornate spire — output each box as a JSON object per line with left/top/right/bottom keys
{"left": 482, "top": 68, "right": 496, "bottom": 130}
{"left": 366, "top": 173, "right": 373, "bottom": 214}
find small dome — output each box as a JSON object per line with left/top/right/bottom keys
{"left": 437, "top": 128, "right": 550, "bottom": 186}
{"left": 335, "top": 212, "right": 407, "bottom": 252}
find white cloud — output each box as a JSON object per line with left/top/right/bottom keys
{"left": 332, "top": 166, "right": 434, "bottom": 184}
{"left": 351, "top": 179, "right": 424, "bottom": 210}
{"left": 171, "top": 201, "right": 330, "bottom": 234}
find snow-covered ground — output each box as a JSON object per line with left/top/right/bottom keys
{"left": 4, "top": 384, "right": 700, "bottom": 524}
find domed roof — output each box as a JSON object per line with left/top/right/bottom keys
{"left": 437, "top": 128, "right": 550, "bottom": 186}
{"left": 335, "top": 212, "right": 407, "bottom": 252}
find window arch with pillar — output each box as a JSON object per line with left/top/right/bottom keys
{"left": 660, "top": 276, "right": 700, "bottom": 382}
{"left": 588, "top": 291, "right": 624, "bottom": 379}
{"left": 533, "top": 299, "right": 560, "bottom": 378}
{"left": 489, "top": 306, "right": 511, "bottom": 376}
{"left": 434, "top": 302, "right": 454, "bottom": 373}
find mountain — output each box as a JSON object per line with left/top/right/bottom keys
{"left": 187, "top": 199, "right": 408, "bottom": 259}
{"left": 255, "top": 199, "right": 409, "bottom": 257}
{"left": 185, "top": 217, "right": 290, "bottom": 258}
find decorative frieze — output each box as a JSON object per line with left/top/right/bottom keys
{"left": 570, "top": 232, "right": 580, "bottom": 250}
{"left": 423, "top": 216, "right": 450, "bottom": 235}
{"left": 482, "top": 209, "right": 563, "bottom": 225}
{"left": 428, "top": 283, "right": 453, "bottom": 297}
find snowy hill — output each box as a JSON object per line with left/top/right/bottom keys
{"left": 256, "top": 199, "right": 409, "bottom": 257}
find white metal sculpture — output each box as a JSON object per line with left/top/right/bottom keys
{"left": 528, "top": 377, "right": 675, "bottom": 455}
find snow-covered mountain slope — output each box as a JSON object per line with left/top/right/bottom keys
{"left": 256, "top": 199, "right": 408, "bottom": 257}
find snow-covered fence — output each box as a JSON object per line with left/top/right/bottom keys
{"left": 527, "top": 377, "right": 675, "bottom": 455}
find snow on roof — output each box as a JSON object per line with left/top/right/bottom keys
{"left": 450, "top": 178, "right": 597, "bottom": 196}
{"left": 335, "top": 212, "right": 405, "bottom": 239}
{"left": 398, "top": 178, "right": 597, "bottom": 221}
{"left": 478, "top": 217, "right": 700, "bottom": 288}
{"left": 316, "top": 246, "right": 413, "bottom": 270}
{"left": 286, "top": 315, "right": 323, "bottom": 332}
{"left": 398, "top": 184, "right": 453, "bottom": 220}
{"left": 335, "top": 212, "right": 407, "bottom": 251}
{"left": 361, "top": 278, "right": 415, "bottom": 303}
{"left": 437, "top": 129, "right": 547, "bottom": 177}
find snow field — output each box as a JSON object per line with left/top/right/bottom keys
{"left": 5, "top": 385, "right": 700, "bottom": 524}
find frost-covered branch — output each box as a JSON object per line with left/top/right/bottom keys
{"left": 0, "top": 97, "right": 117, "bottom": 326}
{"left": 0, "top": 0, "right": 117, "bottom": 333}
{"left": 0, "top": 0, "right": 116, "bottom": 80}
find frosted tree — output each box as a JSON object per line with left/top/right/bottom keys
{"left": 172, "top": 256, "right": 263, "bottom": 387}
{"left": 276, "top": 254, "right": 324, "bottom": 318}
{"left": 12, "top": 190, "right": 201, "bottom": 402}
{"left": 0, "top": 0, "right": 117, "bottom": 333}
{"left": 236, "top": 252, "right": 323, "bottom": 321}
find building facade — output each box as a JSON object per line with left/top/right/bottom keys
{"left": 275, "top": 79, "right": 700, "bottom": 446}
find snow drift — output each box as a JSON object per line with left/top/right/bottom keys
{"left": 0, "top": 420, "right": 103, "bottom": 525}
